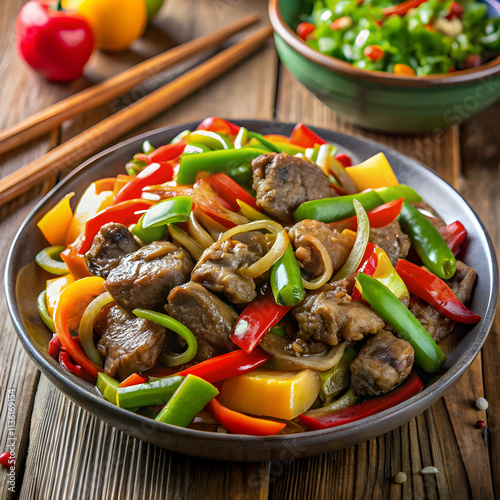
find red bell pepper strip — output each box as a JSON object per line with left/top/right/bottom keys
{"left": 438, "top": 221, "right": 467, "bottom": 255}
{"left": 119, "top": 373, "right": 149, "bottom": 388}
{"left": 59, "top": 350, "right": 95, "bottom": 383}
{"left": 16, "top": 0, "right": 94, "bottom": 82}
{"left": 383, "top": 0, "right": 428, "bottom": 16}
{"left": 196, "top": 117, "right": 240, "bottom": 137}
{"left": 296, "top": 22, "right": 315, "bottom": 40}
{"left": 206, "top": 398, "right": 286, "bottom": 435}
{"left": 335, "top": 153, "right": 352, "bottom": 167}
{"left": 230, "top": 288, "right": 291, "bottom": 353}
{"left": 176, "top": 348, "right": 271, "bottom": 384}
{"left": 206, "top": 172, "right": 259, "bottom": 211}
{"left": 445, "top": 1, "right": 464, "bottom": 19}
{"left": 78, "top": 199, "right": 154, "bottom": 254}
{"left": 336, "top": 198, "right": 404, "bottom": 231}
{"left": 290, "top": 123, "right": 326, "bottom": 148}
{"left": 299, "top": 371, "right": 423, "bottom": 430}
{"left": 351, "top": 243, "right": 378, "bottom": 300}
{"left": 148, "top": 143, "right": 186, "bottom": 163}
{"left": 48, "top": 333, "right": 62, "bottom": 360}
{"left": 114, "top": 162, "right": 174, "bottom": 204}
{"left": 395, "top": 259, "right": 481, "bottom": 324}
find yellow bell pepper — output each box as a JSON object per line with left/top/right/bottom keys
{"left": 46, "top": 275, "right": 75, "bottom": 317}
{"left": 219, "top": 368, "right": 320, "bottom": 420}
{"left": 37, "top": 192, "right": 74, "bottom": 246}
{"left": 66, "top": 178, "right": 115, "bottom": 245}
{"left": 66, "top": 0, "right": 147, "bottom": 51}
{"left": 372, "top": 246, "right": 409, "bottom": 302}
{"left": 236, "top": 200, "right": 272, "bottom": 221}
{"left": 345, "top": 153, "right": 399, "bottom": 191}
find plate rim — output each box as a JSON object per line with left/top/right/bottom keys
{"left": 5, "top": 119, "right": 499, "bottom": 461}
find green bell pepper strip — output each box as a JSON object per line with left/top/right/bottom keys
{"left": 318, "top": 346, "right": 357, "bottom": 403}
{"left": 398, "top": 200, "right": 456, "bottom": 280}
{"left": 126, "top": 158, "right": 147, "bottom": 176}
{"left": 133, "top": 309, "right": 198, "bottom": 367}
{"left": 37, "top": 290, "right": 55, "bottom": 332}
{"left": 247, "top": 131, "right": 281, "bottom": 153}
{"left": 234, "top": 126, "right": 249, "bottom": 149}
{"left": 116, "top": 375, "right": 185, "bottom": 408}
{"left": 294, "top": 190, "right": 383, "bottom": 222}
{"left": 269, "top": 244, "right": 305, "bottom": 306}
{"left": 177, "top": 148, "right": 266, "bottom": 185}
{"left": 375, "top": 185, "right": 422, "bottom": 204}
{"left": 304, "top": 387, "right": 360, "bottom": 419}
{"left": 186, "top": 130, "right": 233, "bottom": 150}
{"left": 184, "top": 142, "right": 212, "bottom": 154}
{"left": 271, "top": 141, "right": 306, "bottom": 156}
{"left": 154, "top": 374, "right": 219, "bottom": 427}
{"left": 141, "top": 196, "right": 193, "bottom": 230}
{"left": 132, "top": 212, "right": 168, "bottom": 243}
{"left": 333, "top": 199, "right": 370, "bottom": 280}
{"left": 356, "top": 273, "right": 446, "bottom": 373}
{"left": 35, "top": 246, "right": 69, "bottom": 275}
{"left": 142, "top": 140, "right": 155, "bottom": 155}
{"left": 226, "top": 165, "right": 253, "bottom": 185}
{"left": 96, "top": 373, "right": 141, "bottom": 411}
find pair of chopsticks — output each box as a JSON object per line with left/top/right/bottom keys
{"left": 0, "top": 14, "right": 272, "bottom": 206}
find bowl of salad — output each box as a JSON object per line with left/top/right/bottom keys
{"left": 269, "top": 0, "right": 500, "bottom": 133}
{"left": 5, "top": 118, "right": 498, "bottom": 461}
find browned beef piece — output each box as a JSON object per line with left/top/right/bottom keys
{"left": 289, "top": 219, "right": 354, "bottom": 278}
{"left": 350, "top": 330, "right": 414, "bottom": 396}
{"left": 104, "top": 241, "right": 194, "bottom": 310}
{"left": 165, "top": 282, "right": 238, "bottom": 361}
{"left": 293, "top": 280, "right": 385, "bottom": 346}
{"left": 85, "top": 223, "right": 140, "bottom": 278}
{"left": 369, "top": 220, "right": 411, "bottom": 266}
{"left": 191, "top": 238, "right": 264, "bottom": 304}
{"left": 95, "top": 304, "right": 166, "bottom": 380}
{"left": 232, "top": 231, "right": 268, "bottom": 255}
{"left": 409, "top": 260, "right": 477, "bottom": 343}
{"left": 251, "top": 153, "right": 336, "bottom": 222}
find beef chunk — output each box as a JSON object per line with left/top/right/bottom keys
{"left": 104, "top": 241, "right": 193, "bottom": 310}
{"left": 409, "top": 260, "right": 477, "bottom": 343}
{"left": 85, "top": 223, "right": 140, "bottom": 278}
{"left": 165, "top": 283, "right": 238, "bottom": 360}
{"left": 350, "top": 330, "right": 414, "bottom": 396}
{"left": 251, "top": 153, "right": 336, "bottom": 222}
{"left": 369, "top": 220, "right": 411, "bottom": 266}
{"left": 95, "top": 304, "right": 166, "bottom": 380}
{"left": 191, "top": 238, "right": 264, "bottom": 304}
{"left": 293, "top": 281, "right": 385, "bottom": 346}
{"left": 289, "top": 219, "right": 354, "bottom": 278}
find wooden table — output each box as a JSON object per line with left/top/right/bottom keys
{"left": 1, "top": 0, "right": 499, "bottom": 498}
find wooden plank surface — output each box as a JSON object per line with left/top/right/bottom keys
{"left": 0, "top": 0, "right": 498, "bottom": 498}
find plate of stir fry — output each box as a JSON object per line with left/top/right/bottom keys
{"left": 5, "top": 118, "right": 497, "bottom": 461}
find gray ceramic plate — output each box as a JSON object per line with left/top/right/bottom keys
{"left": 5, "top": 120, "right": 498, "bottom": 462}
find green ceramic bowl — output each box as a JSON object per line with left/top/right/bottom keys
{"left": 269, "top": 0, "right": 500, "bottom": 133}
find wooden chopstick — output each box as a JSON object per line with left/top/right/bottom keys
{"left": 0, "top": 25, "right": 273, "bottom": 206}
{"left": 0, "top": 13, "right": 260, "bottom": 157}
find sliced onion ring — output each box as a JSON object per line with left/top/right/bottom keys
{"left": 79, "top": 291, "right": 114, "bottom": 367}
{"left": 300, "top": 235, "right": 334, "bottom": 290}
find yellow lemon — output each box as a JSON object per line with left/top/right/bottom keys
{"left": 66, "top": 0, "right": 147, "bottom": 51}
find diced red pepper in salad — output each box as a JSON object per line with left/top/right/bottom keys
{"left": 382, "top": 0, "right": 429, "bottom": 16}
{"left": 296, "top": 22, "right": 316, "bottom": 40}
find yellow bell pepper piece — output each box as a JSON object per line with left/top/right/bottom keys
{"left": 345, "top": 153, "right": 399, "bottom": 191}
{"left": 219, "top": 368, "right": 320, "bottom": 420}
{"left": 66, "top": 179, "right": 115, "bottom": 245}
{"left": 236, "top": 200, "right": 272, "bottom": 221}
{"left": 37, "top": 192, "right": 74, "bottom": 246}
{"left": 372, "top": 247, "right": 409, "bottom": 302}
{"left": 66, "top": 0, "right": 147, "bottom": 51}
{"left": 45, "top": 275, "right": 75, "bottom": 317}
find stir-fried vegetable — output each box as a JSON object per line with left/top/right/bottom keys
{"left": 33, "top": 118, "right": 481, "bottom": 435}
{"left": 356, "top": 273, "right": 446, "bottom": 372}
